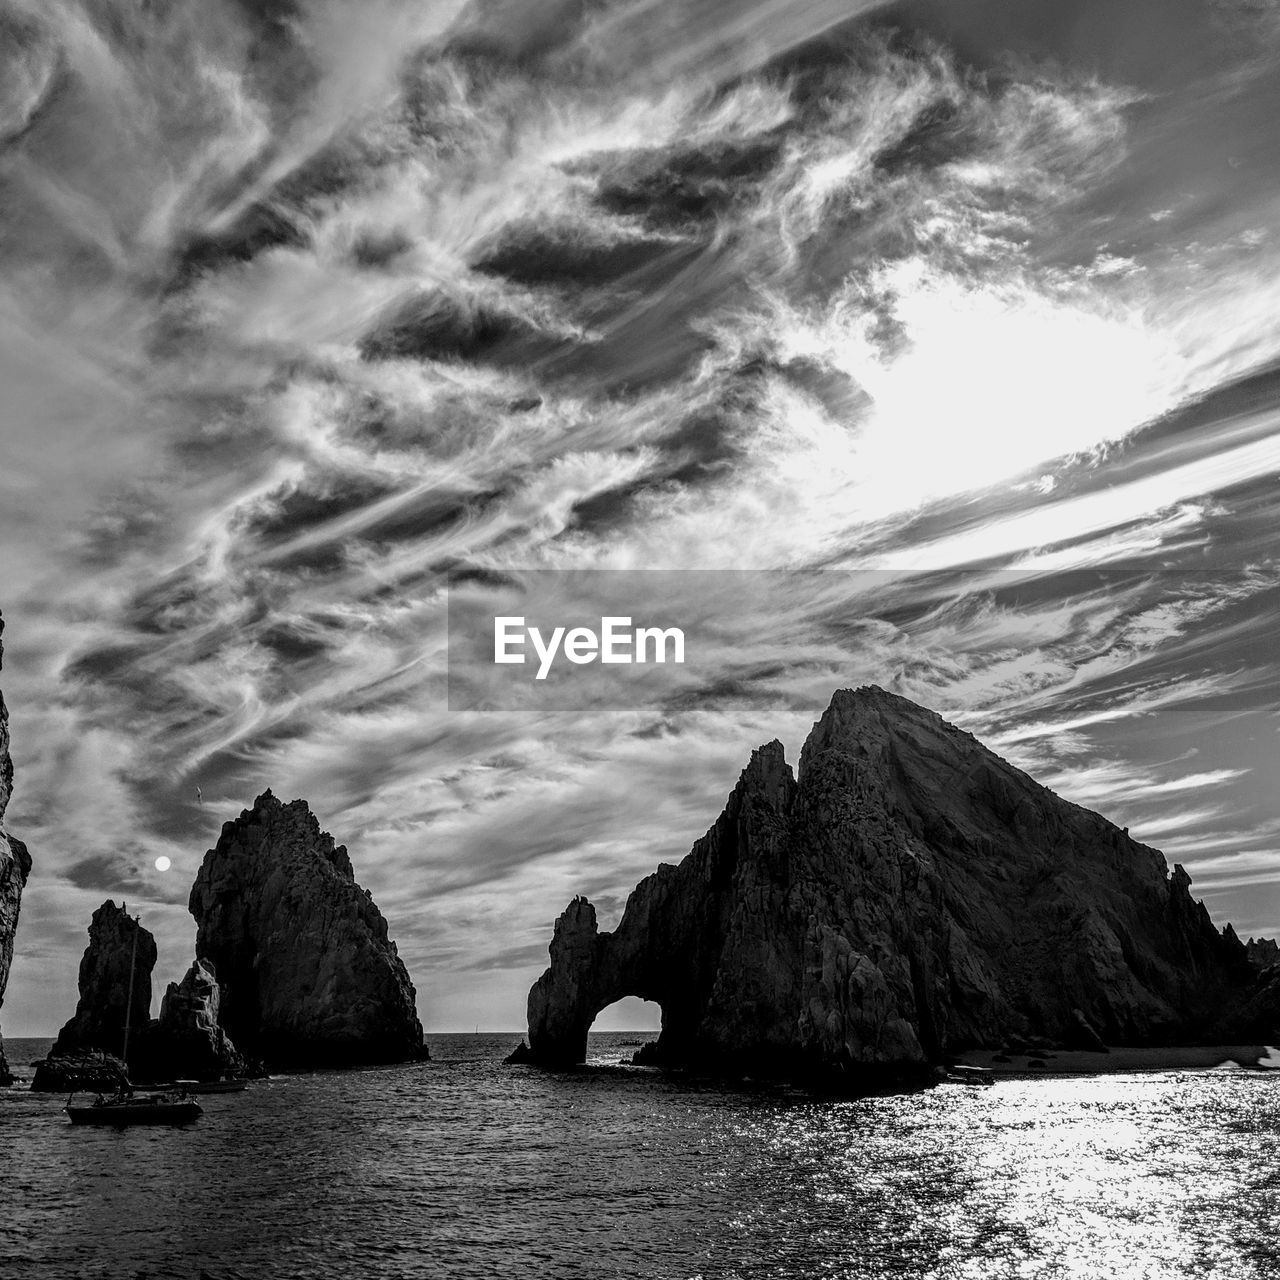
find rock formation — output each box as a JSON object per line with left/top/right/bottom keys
{"left": 49, "top": 900, "right": 157, "bottom": 1065}
{"left": 189, "top": 790, "right": 425, "bottom": 1068}
{"left": 30, "top": 1051, "right": 130, "bottom": 1094}
{"left": 36, "top": 904, "right": 253, "bottom": 1085}
{"left": 1246, "top": 936, "right": 1280, "bottom": 971}
{"left": 522, "top": 686, "right": 1273, "bottom": 1089}
{"left": 134, "top": 959, "right": 252, "bottom": 1084}
{"left": 0, "top": 612, "right": 31, "bottom": 1086}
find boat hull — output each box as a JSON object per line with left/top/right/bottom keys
{"left": 67, "top": 1101, "right": 203, "bottom": 1126}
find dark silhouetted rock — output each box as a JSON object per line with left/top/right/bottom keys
{"left": 0, "top": 612, "right": 31, "bottom": 1086}
{"left": 30, "top": 1050, "right": 129, "bottom": 1094}
{"left": 523, "top": 686, "right": 1270, "bottom": 1091}
{"left": 38, "top": 903, "right": 258, "bottom": 1085}
{"left": 1069, "top": 1009, "right": 1109, "bottom": 1053}
{"left": 504, "top": 1040, "right": 534, "bottom": 1064}
{"left": 1221, "top": 963, "right": 1280, "bottom": 1042}
{"left": 134, "top": 959, "right": 252, "bottom": 1083}
{"left": 189, "top": 790, "right": 425, "bottom": 1068}
{"left": 1246, "top": 936, "right": 1280, "bottom": 971}
{"left": 48, "top": 901, "right": 156, "bottom": 1069}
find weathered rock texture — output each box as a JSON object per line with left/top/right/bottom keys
{"left": 1, "top": 611, "right": 32, "bottom": 1085}
{"left": 50, "top": 900, "right": 157, "bottom": 1065}
{"left": 134, "top": 959, "right": 252, "bottom": 1083}
{"left": 30, "top": 1050, "right": 130, "bottom": 1094}
{"left": 189, "top": 790, "right": 424, "bottom": 1068}
{"left": 39, "top": 907, "right": 253, "bottom": 1084}
{"left": 525, "top": 687, "right": 1273, "bottom": 1089}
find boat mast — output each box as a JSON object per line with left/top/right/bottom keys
{"left": 121, "top": 911, "right": 139, "bottom": 1065}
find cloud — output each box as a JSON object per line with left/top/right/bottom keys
{"left": 5, "top": 0, "right": 1280, "bottom": 1036}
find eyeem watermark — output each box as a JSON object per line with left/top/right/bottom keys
{"left": 494, "top": 615, "right": 685, "bottom": 680}
{"left": 448, "top": 567, "right": 1260, "bottom": 712}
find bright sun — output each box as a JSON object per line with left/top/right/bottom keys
{"left": 154, "top": 855, "right": 172, "bottom": 872}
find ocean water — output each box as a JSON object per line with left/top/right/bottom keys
{"left": 3, "top": 1034, "right": 1279, "bottom": 1279}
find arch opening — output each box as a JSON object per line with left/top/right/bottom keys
{"left": 587, "top": 997, "right": 662, "bottom": 1065}
{"left": 526, "top": 897, "right": 690, "bottom": 1066}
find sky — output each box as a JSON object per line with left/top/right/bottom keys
{"left": 1, "top": 0, "right": 1279, "bottom": 1036}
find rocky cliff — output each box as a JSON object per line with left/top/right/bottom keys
{"left": 134, "top": 959, "right": 251, "bottom": 1083}
{"left": 49, "top": 900, "right": 157, "bottom": 1065}
{"left": 524, "top": 686, "right": 1270, "bottom": 1088}
{"left": 0, "top": 612, "right": 31, "bottom": 1086}
{"left": 189, "top": 790, "right": 425, "bottom": 1067}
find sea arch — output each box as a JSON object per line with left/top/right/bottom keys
{"left": 526, "top": 897, "right": 677, "bottom": 1065}
{"left": 525, "top": 744, "right": 797, "bottom": 1068}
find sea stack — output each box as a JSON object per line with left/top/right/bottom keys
{"left": 49, "top": 900, "right": 157, "bottom": 1063}
{"left": 134, "top": 959, "right": 250, "bottom": 1083}
{"left": 0, "top": 612, "right": 32, "bottom": 1085}
{"left": 523, "top": 686, "right": 1275, "bottom": 1089}
{"left": 189, "top": 790, "right": 425, "bottom": 1068}
{"left": 35, "top": 902, "right": 251, "bottom": 1085}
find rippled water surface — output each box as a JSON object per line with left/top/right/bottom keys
{"left": 4, "top": 1034, "right": 1280, "bottom": 1279}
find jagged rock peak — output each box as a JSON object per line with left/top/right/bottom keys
{"left": 223, "top": 788, "right": 356, "bottom": 878}
{"left": 740, "top": 739, "right": 794, "bottom": 809}
{"left": 135, "top": 958, "right": 251, "bottom": 1084}
{"left": 50, "top": 900, "right": 156, "bottom": 1065}
{"left": 190, "top": 791, "right": 425, "bottom": 1068}
{"left": 523, "top": 686, "right": 1268, "bottom": 1091}
{"left": 801, "top": 685, "right": 981, "bottom": 775}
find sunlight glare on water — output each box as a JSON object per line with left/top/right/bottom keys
{"left": 720, "top": 1073, "right": 1270, "bottom": 1280}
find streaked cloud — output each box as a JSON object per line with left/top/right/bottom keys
{"left": 3, "top": 0, "right": 1280, "bottom": 1033}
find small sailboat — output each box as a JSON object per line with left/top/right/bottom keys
{"left": 66, "top": 1089, "right": 203, "bottom": 1126}
{"left": 64, "top": 909, "right": 205, "bottom": 1127}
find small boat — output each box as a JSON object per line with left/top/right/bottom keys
{"left": 946, "top": 1064, "right": 995, "bottom": 1087}
{"left": 66, "top": 1090, "right": 203, "bottom": 1127}
{"left": 168, "top": 1078, "right": 248, "bottom": 1094}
